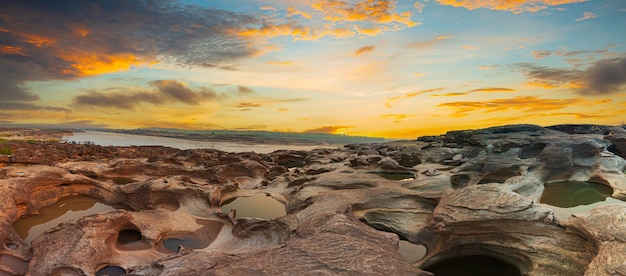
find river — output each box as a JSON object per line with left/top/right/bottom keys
{"left": 63, "top": 130, "right": 337, "bottom": 153}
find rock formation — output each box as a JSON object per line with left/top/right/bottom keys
{"left": 0, "top": 124, "right": 625, "bottom": 275}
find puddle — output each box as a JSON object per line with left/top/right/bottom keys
{"left": 221, "top": 193, "right": 286, "bottom": 219}
{"left": 423, "top": 255, "right": 521, "bottom": 276}
{"left": 95, "top": 266, "right": 125, "bottom": 276}
{"left": 540, "top": 181, "right": 624, "bottom": 219}
{"left": 368, "top": 172, "right": 415, "bottom": 181}
{"left": 162, "top": 237, "right": 209, "bottom": 252}
{"left": 398, "top": 240, "right": 427, "bottom": 263}
{"left": 0, "top": 255, "right": 29, "bottom": 275}
{"left": 13, "top": 196, "right": 119, "bottom": 244}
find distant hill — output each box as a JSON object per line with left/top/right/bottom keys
{"left": 88, "top": 128, "right": 389, "bottom": 145}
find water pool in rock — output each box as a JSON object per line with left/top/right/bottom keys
{"left": 162, "top": 237, "right": 209, "bottom": 252}
{"left": 540, "top": 181, "right": 624, "bottom": 219}
{"left": 398, "top": 240, "right": 427, "bottom": 263}
{"left": 422, "top": 255, "right": 521, "bottom": 276}
{"left": 221, "top": 193, "right": 286, "bottom": 219}
{"left": 13, "top": 196, "right": 118, "bottom": 244}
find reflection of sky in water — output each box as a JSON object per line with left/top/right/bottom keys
{"left": 13, "top": 196, "right": 116, "bottom": 244}
{"left": 540, "top": 181, "right": 625, "bottom": 220}
{"left": 221, "top": 194, "right": 286, "bottom": 219}
{"left": 65, "top": 131, "right": 335, "bottom": 153}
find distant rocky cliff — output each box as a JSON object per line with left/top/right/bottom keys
{"left": 1, "top": 124, "right": 625, "bottom": 275}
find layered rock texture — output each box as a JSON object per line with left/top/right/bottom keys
{"left": 0, "top": 124, "right": 625, "bottom": 275}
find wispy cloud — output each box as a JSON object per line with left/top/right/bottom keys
{"left": 531, "top": 50, "right": 552, "bottom": 59}
{"left": 576, "top": 12, "right": 597, "bottom": 22}
{"left": 439, "top": 96, "right": 587, "bottom": 117}
{"left": 408, "top": 35, "right": 453, "bottom": 49}
{"left": 431, "top": 87, "right": 515, "bottom": 97}
{"left": 355, "top": 45, "right": 376, "bottom": 56}
{"left": 380, "top": 113, "right": 415, "bottom": 123}
{"left": 385, "top": 88, "right": 445, "bottom": 108}
{"left": 436, "top": 0, "right": 587, "bottom": 13}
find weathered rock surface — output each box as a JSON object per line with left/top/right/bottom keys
{"left": 0, "top": 124, "right": 625, "bottom": 275}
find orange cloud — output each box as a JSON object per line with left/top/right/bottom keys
{"left": 59, "top": 50, "right": 147, "bottom": 77}
{"left": 303, "top": 125, "right": 354, "bottom": 134}
{"left": 531, "top": 50, "right": 552, "bottom": 59}
{"left": 355, "top": 45, "right": 375, "bottom": 56}
{"left": 413, "top": 72, "right": 426, "bottom": 77}
{"left": 436, "top": 0, "right": 587, "bottom": 13}
{"left": 385, "top": 88, "right": 445, "bottom": 107}
{"left": 380, "top": 113, "right": 415, "bottom": 122}
{"left": 469, "top": 87, "right": 516, "bottom": 93}
{"left": 267, "top": 61, "right": 294, "bottom": 65}
{"left": 0, "top": 45, "right": 27, "bottom": 56}
{"left": 287, "top": 7, "right": 313, "bottom": 19}
{"left": 594, "top": 99, "right": 612, "bottom": 104}
{"left": 237, "top": 22, "right": 356, "bottom": 41}
{"left": 438, "top": 96, "right": 587, "bottom": 117}
{"left": 312, "top": 0, "right": 417, "bottom": 27}
{"left": 432, "top": 87, "right": 515, "bottom": 96}
{"left": 431, "top": 92, "right": 470, "bottom": 97}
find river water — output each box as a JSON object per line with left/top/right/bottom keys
{"left": 64, "top": 130, "right": 337, "bottom": 153}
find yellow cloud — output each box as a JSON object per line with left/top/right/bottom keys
{"left": 436, "top": 0, "right": 587, "bottom": 13}
{"left": 287, "top": 7, "right": 313, "bottom": 19}
{"left": 438, "top": 96, "right": 587, "bottom": 117}
{"left": 380, "top": 113, "right": 415, "bottom": 122}
{"left": 267, "top": 61, "right": 294, "bottom": 65}
{"left": 385, "top": 88, "right": 445, "bottom": 107}
{"left": 312, "top": 0, "right": 417, "bottom": 27}
{"left": 355, "top": 45, "right": 375, "bottom": 56}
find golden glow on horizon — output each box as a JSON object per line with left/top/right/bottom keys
{"left": 2, "top": 0, "right": 625, "bottom": 140}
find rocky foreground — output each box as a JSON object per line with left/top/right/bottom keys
{"left": 1, "top": 124, "right": 626, "bottom": 275}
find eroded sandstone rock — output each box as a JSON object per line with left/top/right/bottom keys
{"left": 0, "top": 125, "right": 625, "bottom": 275}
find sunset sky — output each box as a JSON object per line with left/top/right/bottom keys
{"left": 1, "top": 0, "right": 625, "bottom": 138}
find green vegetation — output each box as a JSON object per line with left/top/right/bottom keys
{"left": 0, "top": 139, "right": 11, "bottom": 155}
{"left": 27, "top": 140, "right": 37, "bottom": 145}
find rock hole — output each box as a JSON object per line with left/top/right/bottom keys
{"left": 478, "top": 170, "right": 520, "bottom": 184}
{"left": 4, "top": 241, "right": 18, "bottom": 249}
{"left": 422, "top": 255, "right": 521, "bottom": 276}
{"left": 95, "top": 265, "right": 125, "bottom": 276}
{"left": 117, "top": 229, "right": 142, "bottom": 244}
{"left": 451, "top": 174, "right": 471, "bottom": 188}
{"left": 398, "top": 240, "right": 427, "bottom": 263}
{"left": 221, "top": 193, "right": 286, "bottom": 219}
{"left": 540, "top": 181, "right": 624, "bottom": 219}
{"left": 13, "top": 195, "right": 123, "bottom": 245}
{"left": 162, "top": 237, "right": 208, "bottom": 252}
{"left": 368, "top": 172, "right": 415, "bottom": 181}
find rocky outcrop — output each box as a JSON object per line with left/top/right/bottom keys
{"left": 0, "top": 124, "right": 625, "bottom": 275}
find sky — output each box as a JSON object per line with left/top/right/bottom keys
{"left": 0, "top": 0, "right": 625, "bottom": 138}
